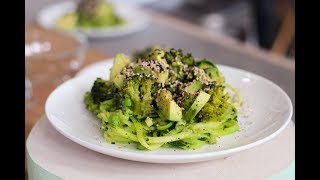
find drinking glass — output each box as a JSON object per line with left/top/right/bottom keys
{"left": 25, "top": 25, "right": 88, "bottom": 109}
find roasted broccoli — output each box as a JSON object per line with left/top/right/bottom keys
{"left": 197, "top": 85, "right": 237, "bottom": 122}
{"left": 132, "top": 45, "right": 162, "bottom": 62}
{"left": 91, "top": 78, "right": 118, "bottom": 103}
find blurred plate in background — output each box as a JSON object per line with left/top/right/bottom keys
{"left": 36, "top": 0, "right": 150, "bottom": 38}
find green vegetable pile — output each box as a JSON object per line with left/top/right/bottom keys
{"left": 56, "top": 0, "right": 125, "bottom": 30}
{"left": 84, "top": 47, "right": 242, "bottom": 150}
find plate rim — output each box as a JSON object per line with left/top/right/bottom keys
{"left": 45, "top": 59, "right": 293, "bottom": 163}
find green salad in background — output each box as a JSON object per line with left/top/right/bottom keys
{"left": 56, "top": 0, "right": 125, "bottom": 30}
{"left": 84, "top": 46, "right": 242, "bottom": 150}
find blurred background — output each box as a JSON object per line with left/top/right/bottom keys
{"left": 26, "top": 0, "right": 295, "bottom": 58}
{"left": 146, "top": 0, "right": 295, "bottom": 58}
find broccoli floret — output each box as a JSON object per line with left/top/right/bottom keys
{"left": 122, "top": 95, "right": 133, "bottom": 107}
{"left": 123, "top": 77, "right": 157, "bottom": 117}
{"left": 135, "top": 47, "right": 195, "bottom": 68}
{"left": 181, "top": 53, "right": 195, "bottom": 66}
{"left": 164, "top": 48, "right": 182, "bottom": 64}
{"left": 197, "top": 85, "right": 237, "bottom": 122}
{"left": 84, "top": 92, "right": 100, "bottom": 115}
{"left": 99, "top": 99, "right": 120, "bottom": 112}
{"left": 148, "top": 48, "right": 165, "bottom": 60}
{"left": 124, "top": 79, "right": 141, "bottom": 114}
{"left": 146, "top": 48, "right": 168, "bottom": 67}
{"left": 91, "top": 78, "right": 118, "bottom": 103}
{"left": 164, "top": 48, "right": 196, "bottom": 81}
{"left": 85, "top": 78, "right": 120, "bottom": 116}
{"left": 132, "top": 45, "right": 161, "bottom": 62}
{"left": 164, "top": 48, "right": 195, "bottom": 66}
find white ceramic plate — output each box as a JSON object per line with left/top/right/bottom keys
{"left": 36, "top": 1, "right": 150, "bottom": 38}
{"left": 45, "top": 59, "right": 293, "bottom": 163}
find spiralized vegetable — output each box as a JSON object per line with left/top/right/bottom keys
{"left": 84, "top": 47, "right": 242, "bottom": 150}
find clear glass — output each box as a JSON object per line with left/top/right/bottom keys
{"left": 25, "top": 26, "right": 88, "bottom": 109}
